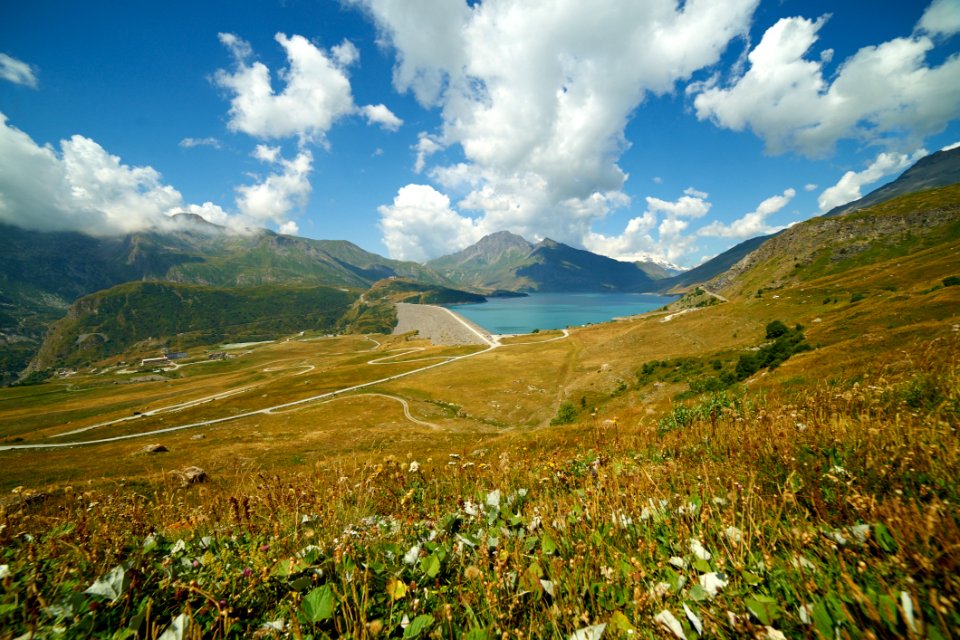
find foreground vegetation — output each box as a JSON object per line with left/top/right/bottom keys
{"left": 2, "top": 331, "right": 957, "bottom": 639}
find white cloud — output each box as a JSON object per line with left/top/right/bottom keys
{"left": 0, "top": 113, "right": 312, "bottom": 236}
{"left": 235, "top": 147, "right": 313, "bottom": 228}
{"left": 179, "top": 136, "right": 221, "bottom": 149}
{"left": 360, "top": 103, "right": 403, "bottom": 131}
{"left": 414, "top": 132, "right": 442, "bottom": 173}
{"left": 584, "top": 189, "right": 711, "bottom": 264}
{"left": 699, "top": 188, "right": 796, "bottom": 238}
{"left": 356, "top": 0, "right": 760, "bottom": 259}
{"left": 378, "top": 184, "right": 483, "bottom": 262}
{"left": 817, "top": 149, "right": 926, "bottom": 213}
{"left": 279, "top": 220, "right": 300, "bottom": 235}
{"left": 214, "top": 32, "right": 357, "bottom": 142}
{"left": 918, "top": 0, "right": 960, "bottom": 37}
{"left": 0, "top": 53, "right": 38, "bottom": 88}
{"left": 0, "top": 113, "right": 195, "bottom": 234}
{"left": 942, "top": 140, "right": 960, "bottom": 152}
{"left": 804, "top": 183, "right": 818, "bottom": 192}
{"left": 653, "top": 176, "right": 663, "bottom": 184}
{"left": 693, "top": 13, "right": 960, "bottom": 156}
{"left": 331, "top": 39, "right": 360, "bottom": 67}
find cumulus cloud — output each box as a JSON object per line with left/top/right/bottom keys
{"left": 584, "top": 189, "right": 711, "bottom": 264}
{"left": 355, "top": 0, "right": 760, "bottom": 259}
{"left": 692, "top": 11, "right": 960, "bottom": 156}
{"left": 235, "top": 145, "right": 313, "bottom": 228}
{"left": 0, "top": 113, "right": 306, "bottom": 236}
{"left": 918, "top": 0, "right": 960, "bottom": 37}
{"left": 699, "top": 188, "right": 796, "bottom": 238}
{"left": 179, "top": 136, "right": 222, "bottom": 149}
{"left": 414, "top": 132, "right": 442, "bottom": 173}
{"left": 214, "top": 32, "right": 402, "bottom": 143}
{"left": 360, "top": 103, "right": 403, "bottom": 131}
{"left": 0, "top": 53, "right": 38, "bottom": 88}
{"left": 0, "top": 113, "right": 188, "bottom": 234}
{"left": 804, "top": 183, "right": 818, "bottom": 192}
{"left": 817, "top": 149, "right": 926, "bottom": 213}
{"left": 378, "top": 184, "right": 483, "bottom": 262}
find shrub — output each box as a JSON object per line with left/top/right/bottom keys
{"left": 550, "top": 401, "right": 578, "bottom": 425}
{"left": 943, "top": 275, "right": 960, "bottom": 287}
{"left": 765, "top": 320, "right": 790, "bottom": 339}
{"left": 850, "top": 292, "right": 865, "bottom": 302}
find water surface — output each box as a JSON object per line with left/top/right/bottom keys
{"left": 452, "top": 292, "right": 676, "bottom": 334}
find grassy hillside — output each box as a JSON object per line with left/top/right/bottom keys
{"left": 1, "top": 186, "right": 959, "bottom": 637}
{"left": 31, "top": 282, "right": 359, "bottom": 370}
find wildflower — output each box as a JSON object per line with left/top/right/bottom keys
{"left": 408, "top": 461, "right": 420, "bottom": 473}
{"left": 698, "top": 572, "right": 728, "bottom": 597}
{"left": 654, "top": 610, "right": 685, "bottom": 639}
{"left": 260, "top": 543, "right": 270, "bottom": 552}
{"left": 367, "top": 619, "right": 384, "bottom": 636}
{"left": 683, "top": 603, "right": 702, "bottom": 635}
{"left": 242, "top": 567, "right": 253, "bottom": 578}
{"left": 850, "top": 524, "right": 870, "bottom": 544}
{"left": 668, "top": 557, "right": 686, "bottom": 569}
{"left": 765, "top": 627, "right": 786, "bottom": 640}
{"left": 725, "top": 526, "right": 743, "bottom": 544}
{"left": 0, "top": 565, "right": 9, "bottom": 579}
{"left": 464, "top": 565, "right": 482, "bottom": 580}
{"left": 689, "top": 539, "right": 711, "bottom": 561}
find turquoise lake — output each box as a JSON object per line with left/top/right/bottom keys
{"left": 451, "top": 292, "right": 677, "bottom": 334}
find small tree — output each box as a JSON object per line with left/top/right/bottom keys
{"left": 765, "top": 320, "right": 789, "bottom": 339}
{"left": 550, "top": 401, "right": 578, "bottom": 425}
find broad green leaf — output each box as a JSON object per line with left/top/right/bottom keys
{"left": 693, "top": 558, "right": 712, "bottom": 573}
{"left": 812, "top": 601, "right": 833, "bottom": 638}
{"left": 608, "top": 611, "right": 637, "bottom": 635}
{"left": 874, "top": 523, "right": 898, "bottom": 553}
{"left": 745, "top": 595, "right": 780, "bottom": 625}
{"left": 688, "top": 584, "right": 709, "bottom": 602}
{"left": 403, "top": 614, "right": 434, "bottom": 639}
{"left": 463, "top": 629, "right": 490, "bottom": 640}
{"left": 877, "top": 594, "right": 898, "bottom": 629}
{"left": 541, "top": 533, "right": 557, "bottom": 555}
{"left": 420, "top": 553, "right": 441, "bottom": 579}
{"left": 742, "top": 571, "right": 762, "bottom": 586}
{"left": 302, "top": 584, "right": 336, "bottom": 622}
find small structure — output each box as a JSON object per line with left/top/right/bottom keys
{"left": 140, "top": 356, "right": 169, "bottom": 367}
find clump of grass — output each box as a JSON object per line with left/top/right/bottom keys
{"left": 1, "top": 337, "right": 958, "bottom": 639}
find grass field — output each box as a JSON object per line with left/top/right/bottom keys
{"left": 1, "top": 233, "right": 958, "bottom": 638}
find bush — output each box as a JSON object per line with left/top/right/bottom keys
{"left": 850, "top": 292, "right": 865, "bottom": 302}
{"left": 943, "top": 275, "right": 960, "bottom": 287}
{"left": 765, "top": 320, "right": 790, "bottom": 339}
{"left": 550, "top": 401, "right": 578, "bottom": 425}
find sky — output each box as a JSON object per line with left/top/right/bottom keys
{"left": 1, "top": 0, "right": 959, "bottom": 269}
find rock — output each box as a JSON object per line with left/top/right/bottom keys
{"left": 190, "top": 434, "right": 205, "bottom": 440}
{"left": 172, "top": 466, "right": 208, "bottom": 486}
{"left": 143, "top": 443, "right": 168, "bottom": 453}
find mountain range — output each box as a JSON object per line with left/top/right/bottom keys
{"left": 1, "top": 146, "right": 958, "bottom": 382}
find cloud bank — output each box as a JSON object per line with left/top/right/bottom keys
{"left": 353, "top": 0, "right": 761, "bottom": 261}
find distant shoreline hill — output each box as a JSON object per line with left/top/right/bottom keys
{"left": 658, "top": 146, "right": 960, "bottom": 293}
{"left": 426, "top": 230, "right": 678, "bottom": 293}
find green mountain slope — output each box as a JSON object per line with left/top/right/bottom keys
{"left": 711, "top": 184, "right": 960, "bottom": 298}
{"left": 0, "top": 216, "right": 452, "bottom": 382}
{"left": 429, "top": 232, "right": 658, "bottom": 292}
{"left": 31, "top": 282, "right": 359, "bottom": 371}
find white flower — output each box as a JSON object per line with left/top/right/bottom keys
{"left": 699, "top": 572, "right": 728, "bottom": 597}
{"left": 0, "top": 565, "right": 9, "bottom": 579}
{"left": 689, "top": 538, "right": 711, "bottom": 560}
{"left": 668, "top": 556, "right": 686, "bottom": 569}
{"left": 683, "top": 603, "right": 703, "bottom": 635}
{"left": 724, "top": 526, "right": 743, "bottom": 544}
{"left": 408, "top": 461, "right": 420, "bottom": 473}
{"left": 654, "top": 610, "right": 685, "bottom": 639}
{"left": 765, "top": 626, "right": 786, "bottom": 640}
{"left": 850, "top": 524, "right": 870, "bottom": 544}
{"left": 403, "top": 544, "right": 420, "bottom": 565}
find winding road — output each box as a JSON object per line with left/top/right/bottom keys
{"left": 1, "top": 307, "right": 565, "bottom": 451}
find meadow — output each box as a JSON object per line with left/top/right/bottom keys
{"left": 0, "top": 238, "right": 958, "bottom": 638}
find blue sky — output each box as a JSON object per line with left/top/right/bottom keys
{"left": 1, "top": 0, "right": 958, "bottom": 268}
